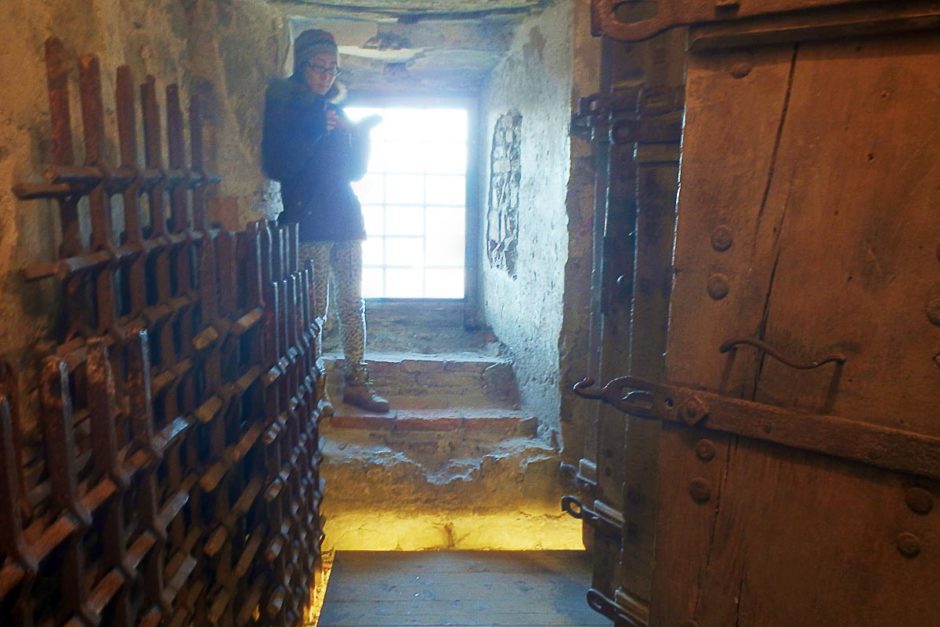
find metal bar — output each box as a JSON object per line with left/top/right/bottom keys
{"left": 166, "top": 84, "right": 189, "bottom": 234}
{"left": 86, "top": 338, "right": 133, "bottom": 626}
{"left": 10, "top": 36, "right": 324, "bottom": 626}
{"left": 189, "top": 95, "right": 208, "bottom": 232}
{"left": 116, "top": 66, "right": 148, "bottom": 324}
{"left": 38, "top": 356, "right": 93, "bottom": 624}
{"left": 720, "top": 336, "right": 846, "bottom": 370}
{"left": 126, "top": 327, "right": 173, "bottom": 621}
{"left": 0, "top": 394, "right": 37, "bottom": 603}
{"left": 574, "top": 375, "right": 940, "bottom": 481}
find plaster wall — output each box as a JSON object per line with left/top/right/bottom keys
{"left": 479, "top": 0, "right": 599, "bottom": 448}
{"left": 0, "top": 0, "right": 283, "bottom": 374}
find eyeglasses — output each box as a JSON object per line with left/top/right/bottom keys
{"left": 305, "top": 63, "right": 340, "bottom": 77}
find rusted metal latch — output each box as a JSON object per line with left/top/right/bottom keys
{"left": 571, "top": 88, "right": 683, "bottom": 144}
{"left": 586, "top": 588, "right": 649, "bottom": 627}
{"left": 561, "top": 495, "right": 622, "bottom": 540}
{"left": 573, "top": 375, "right": 940, "bottom": 482}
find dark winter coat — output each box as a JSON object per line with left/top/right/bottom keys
{"left": 261, "top": 76, "right": 369, "bottom": 242}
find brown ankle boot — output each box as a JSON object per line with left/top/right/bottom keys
{"left": 343, "top": 382, "right": 390, "bottom": 413}
{"left": 319, "top": 387, "right": 335, "bottom": 417}
{"left": 316, "top": 373, "right": 334, "bottom": 417}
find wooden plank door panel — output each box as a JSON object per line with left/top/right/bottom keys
{"left": 754, "top": 32, "right": 940, "bottom": 430}
{"left": 654, "top": 30, "right": 940, "bottom": 627}
{"left": 693, "top": 438, "right": 939, "bottom": 627}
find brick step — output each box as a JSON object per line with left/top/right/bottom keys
{"left": 324, "top": 352, "right": 521, "bottom": 410}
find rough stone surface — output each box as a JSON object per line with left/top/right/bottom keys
{"left": 320, "top": 435, "right": 562, "bottom": 507}
{"left": 479, "top": 0, "right": 599, "bottom": 445}
{"left": 0, "top": 0, "right": 283, "bottom": 432}
{"left": 320, "top": 301, "right": 570, "bottom": 551}
{"left": 2, "top": 0, "right": 599, "bottom": 553}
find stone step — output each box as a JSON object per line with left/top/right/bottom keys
{"left": 324, "top": 403, "right": 538, "bottom": 460}
{"left": 326, "top": 404, "right": 537, "bottom": 436}
{"left": 319, "top": 435, "right": 559, "bottom": 500}
{"left": 324, "top": 352, "right": 521, "bottom": 410}
{"left": 323, "top": 299, "right": 496, "bottom": 354}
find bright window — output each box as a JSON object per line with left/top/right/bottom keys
{"left": 346, "top": 106, "right": 468, "bottom": 299}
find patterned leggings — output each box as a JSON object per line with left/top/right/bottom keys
{"left": 298, "top": 240, "right": 367, "bottom": 384}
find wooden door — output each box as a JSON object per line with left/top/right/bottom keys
{"left": 567, "top": 28, "right": 686, "bottom": 621}
{"left": 573, "top": 2, "right": 940, "bottom": 625}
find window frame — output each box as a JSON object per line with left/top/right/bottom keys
{"left": 343, "top": 93, "right": 481, "bottom": 323}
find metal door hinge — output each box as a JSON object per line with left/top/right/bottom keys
{"left": 571, "top": 89, "right": 643, "bottom": 143}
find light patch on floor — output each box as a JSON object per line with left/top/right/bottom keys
{"left": 305, "top": 552, "right": 336, "bottom": 626}
{"left": 323, "top": 507, "right": 583, "bottom": 551}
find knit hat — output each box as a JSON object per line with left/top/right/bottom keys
{"left": 293, "top": 29, "right": 338, "bottom": 74}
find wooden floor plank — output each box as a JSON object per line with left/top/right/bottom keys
{"left": 318, "top": 551, "right": 609, "bottom": 626}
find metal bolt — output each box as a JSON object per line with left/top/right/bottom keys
{"left": 897, "top": 532, "right": 921, "bottom": 558}
{"left": 707, "top": 273, "right": 730, "bottom": 300}
{"left": 711, "top": 225, "right": 733, "bottom": 251}
{"left": 927, "top": 297, "right": 940, "bottom": 326}
{"left": 729, "top": 63, "right": 750, "bottom": 79}
{"left": 905, "top": 487, "right": 934, "bottom": 515}
{"left": 695, "top": 439, "right": 716, "bottom": 462}
{"left": 689, "top": 478, "right": 712, "bottom": 504}
{"left": 678, "top": 397, "right": 708, "bottom": 426}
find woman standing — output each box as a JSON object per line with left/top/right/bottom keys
{"left": 261, "top": 28, "right": 388, "bottom": 413}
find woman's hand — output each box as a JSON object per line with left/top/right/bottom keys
{"left": 326, "top": 109, "right": 348, "bottom": 131}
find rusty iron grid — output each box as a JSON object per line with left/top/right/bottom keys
{"left": 3, "top": 38, "right": 325, "bottom": 626}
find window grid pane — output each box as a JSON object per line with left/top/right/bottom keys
{"left": 348, "top": 105, "right": 468, "bottom": 299}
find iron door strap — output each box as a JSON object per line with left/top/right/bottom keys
{"left": 561, "top": 495, "right": 623, "bottom": 540}
{"left": 587, "top": 588, "right": 649, "bottom": 627}
{"left": 573, "top": 375, "right": 940, "bottom": 482}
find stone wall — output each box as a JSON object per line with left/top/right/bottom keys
{"left": 0, "top": 0, "right": 284, "bottom": 364}
{"left": 479, "top": 0, "right": 599, "bottom": 450}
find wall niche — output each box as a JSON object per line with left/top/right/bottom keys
{"left": 486, "top": 110, "right": 522, "bottom": 278}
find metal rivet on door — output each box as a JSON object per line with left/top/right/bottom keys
{"left": 707, "top": 274, "right": 730, "bottom": 300}
{"left": 729, "top": 63, "right": 751, "bottom": 78}
{"left": 896, "top": 532, "right": 922, "bottom": 558}
{"left": 927, "top": 297, "right": 940, "bottom": 326}
{"left": 695, "top": 439, "right": 716, "bottom": 462}
{"left": 711, "top": 225, "right": 733, "bottom": 251}
{"left": 905, "top": 487, "right": 934, "bottom": 515}
{"left": 689, "top": 478, "right": 712, "bottom": 503}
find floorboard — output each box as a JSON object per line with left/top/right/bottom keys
{"left": 318, "top": 551, "right": 610, "bottom": 626}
